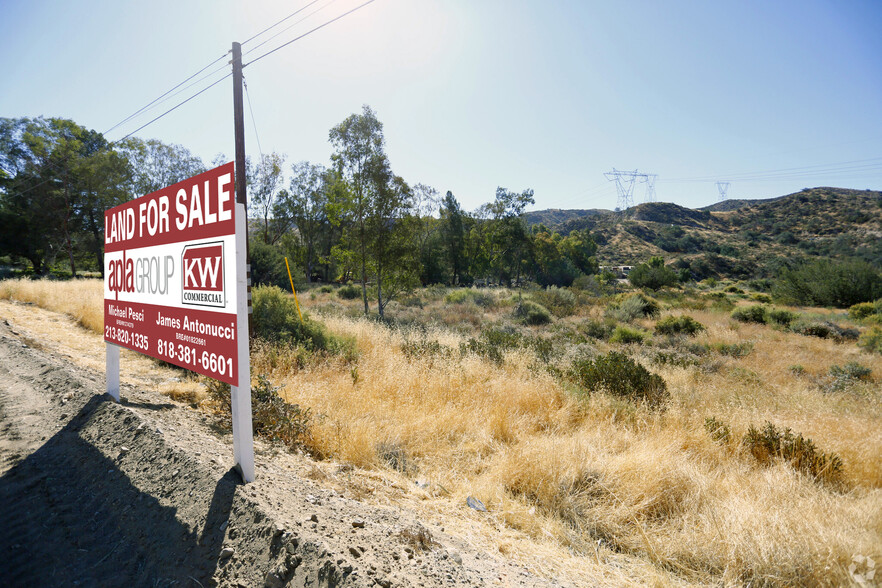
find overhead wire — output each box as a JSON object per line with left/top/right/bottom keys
{"left": 241, "top": 0, "right": 325, "bottom": 45}
{"left": 245, "top": 0, "right": 378, "bottom": 68}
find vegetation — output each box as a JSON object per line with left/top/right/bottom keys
{"left": 654, "top": 314, "right": 705, "bottom": 336}
{"left": 570, "top": 351, "right": 668, "bottom": 408}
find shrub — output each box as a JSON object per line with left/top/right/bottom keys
{"left": 731, "top": 305, "right": 767, "bottom": 324}
{"left": 581, "top": 319, "right": 615, "bottom": 340}
{"left": 319, "top": 285, "right": 334, "bottom": 294}
{"left": 708, "top": 341, "right": 754, "bottom": 357}
{"left": 206, "top": 375, "right": 314, "bottom": 450}
{"left": 789, "top": 319, "right": 859, "bottom": 341}
{"left": 628, "top": 257, "right": 679, "bottom": 290}
{"left": 724, "top": 285, "right": 743, "bottom": 294}
{"left": 858, "top": 327, "right": 882, "bottom": 354}
{"left": 767, "top": 308, "right": 798, "bottom": 327}
{"left": 514, "top": 300, "right": 552, "bottom": 325}
{"left": 751, "top": 293, "right": 772, "bottom": 303}
{"left": 337, "top": 283, "right": 361, "bottom": 300}
{"left": 252, "top": 285, "right": 348, "bottom": 353}
{"left": 704, "top": 416, "right": 731, "bottom": 443}
{"left": 654, "top": 315, "right": 705, "bottom": 336}
{"left": 742, "top": 422, "right": 843, "bottom": 483}
{"left": 773, "top": 258, "right": 882, "bottom": 308}
{"left": 571, "top": 351, "right": 669, "bottom": 409}
{"left": 445, "top": 288, "right": 495, "bottom": 307}
{"left": 607, "top": 292, "right": 660, "bottom": 322}
{"left": 530, "top": 286, "right": 577, "bottom": 317}
{"left": 609, "top": 325, "right": 648, "bottom": 344}
{"left": 829, "top": 362, "right": 872, "bottom": 381}
{"left": 848, "top": 302, "right": 877, "bottom": 320}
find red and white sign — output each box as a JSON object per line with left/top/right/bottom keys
{"left": 104, "top": 162, "right": 239, "bottom": 385}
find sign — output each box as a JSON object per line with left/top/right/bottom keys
{"left": 103, "top": 162, "right": 239, "bottom": 385}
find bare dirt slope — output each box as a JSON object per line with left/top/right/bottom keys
{"left": 0, "top": 311, "right": 562, "bottom": 587}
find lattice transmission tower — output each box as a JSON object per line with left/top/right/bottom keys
{"left": 605, "top": 169, "right": 658, "bottom": 209}
{"left": 605, "top": 168, "right": 640, "bottom": 211}
{"left": 716, "top": 181, "right": 730, "bottom": 202}
{"left": 642, "top": 174, "right": 658, "bottom": 203}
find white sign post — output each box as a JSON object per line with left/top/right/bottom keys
{"left": 103, "top": 162, "right": 255, "bottom": 482}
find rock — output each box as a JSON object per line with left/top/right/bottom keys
{"left": 118, "top": 447, "right": 130, "bottom": 456}
{"left": 264, "top": 572, "right": 284, "bottom": 588}
{"left": 349, "top": 546, "right": 362, "bottom": 558}
{"left": 448, "top": 550, "right": 462, "bottom": 565}
{"left": 220, "top": 547, "right": 234, "bottom": 559}
{"left": 309, "top": 514, "right": 319, "bottom": 523}
{"left": 352, "top": 519, "right": 366, "bottom": 528}
{"left": 220, "top": 520, "right": 229, "bottom": 532}
{"left": 466, "top": 496, "right": 487, "bottom": 512}
{"left": 376, "top": 578, "right": 392, "bottom": 588}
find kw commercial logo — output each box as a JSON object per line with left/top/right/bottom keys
{"left": 182, "top": 242, "right": 225, "bottom": 308}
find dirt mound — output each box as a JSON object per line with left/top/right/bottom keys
{"left": 0, "top": 318, "right": 559, "bottom": 587}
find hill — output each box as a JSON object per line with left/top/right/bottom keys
{"left": 526, "top": 187, "right": 882, "bottom": 278}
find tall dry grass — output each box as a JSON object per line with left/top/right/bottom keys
{"left": 0, "top": 278, "right": 104, "bottom": 333}
{"left": 4, "top": 278, "right": 881, "bottom": 585}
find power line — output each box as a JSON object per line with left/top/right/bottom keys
{"left": 242, "top": 0, "right": 325, "bottom": 45}
{"left": 243, "top": 0, "right": 340, "bottom": 56}
{"left": 245, "top": 0, "right": 378, "bottom": 68}
{"left": 110, "top": 73, "right": 232, "bottom": 145}
{"left": 243, "top": 78, "right": 265, "bottom": 162}
{"left": 101, "top": 52, "right": 229, "bottom": 137}
{"left": 660, "top": 156, "right": 882, "bottom": 184}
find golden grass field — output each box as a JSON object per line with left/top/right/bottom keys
{"left": 2, "top": 277, "right": 880, "bottom": 587}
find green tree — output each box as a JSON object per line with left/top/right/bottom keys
{"left": 440, "top": 191, "right": 466, "bottom": 285}
{"left": 117, "top": 137, "right": 205, "bottom": 196}
{"left": 249, "top": 151, "right": 287, "bottom": 244}
{"left": 628, "top": 256, "right": 678, "bottom": 290}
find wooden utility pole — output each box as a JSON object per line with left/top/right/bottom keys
{"left": 230, "top": 41, "right": 255, "bottom": 483}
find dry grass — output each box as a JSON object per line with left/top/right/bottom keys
{"left": 4, "top": 277, "right": 881, "bottom": 586}
{"left": 0, "top": 277, "right": 104, "bottom": 332}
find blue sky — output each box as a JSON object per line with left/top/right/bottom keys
{"left": 2, "top": 0, "right": 881, "bottom": 212}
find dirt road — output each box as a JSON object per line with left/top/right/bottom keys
{"left": 0, "top": 309, "right": 563, "bottom": 587}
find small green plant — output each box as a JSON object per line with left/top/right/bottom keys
{"left": 751, "top": 293, "right": 772, "bottom": 303}
{"left": 788, "top": 364, "right": 805, "bottom": 375}
{"left": 654, "top": 315, "right": 705, "bottom": 336}
{"left": 607, "top": 292, "right": 660, "bottom": 322}
{"left": 319, "top": 285, "right": 334, "bottom": 294}
{"left": 571, "top": 351, "right": 669, "bottom": 409}
{"left": 445, "top": 288, "right": 495, "bottom": 307}
{"left": 742, "top": 422, "right": 843, "bottom": 483}
{"left": 767, "top": 308, "right": 798, "bottom": 327}
{"left": 789, "top": 319, "right": 859, "bottom": 341}
{"left": 858, "top": 326, "right": 882, "bottom": 354}
{"left": 581, "top": 319, "right": 615, "bottom": 340}
{"left": 731, "top": 305, "right": 767, "bottom": 324}
{"left": 708, "top": 341, "right": 754, "bottom": 357}
{"left": 337, "top": 283, "right": 361, "bottom": 299}
{"left": 514, "top": 300, "right": 552, "bottom": 325}
{"left": 829, "top": 362, "right": 872, "bottom": 381}
{"left": 610, "top": 325, "right": 648, "bottom": 344}
{"left": 251, "top": 375, "right": 314, "bottom": 448}
{"left": 724, "top": 285, "right": 744, "bottom": 294}
{"left": 704, "top": 416, "right": 731, "bottom": 444}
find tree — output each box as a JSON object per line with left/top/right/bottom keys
{"left": 487, "top": 187, "right": 535, "bottom": 284}
{"left": 329, "top": 105, "right": 386, "bottom": 314}
{"left": 249, "top": 151, "right": 286, "bottom": 244}
{"left": 117, "top": 137, "right": 205, "bottom": 196}
{"left": 440, "top": 191, "right": 466, "bottom": 285}
{"left": 628, "top": 256, "right": 679, "bottom": 290}
{"left": 277, "top": 161, "right": 329, "bottom": 282}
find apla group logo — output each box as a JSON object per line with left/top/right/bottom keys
{"left": 181, "top": 242, "right": 225, "bottom": 308}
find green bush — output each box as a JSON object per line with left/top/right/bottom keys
{"left": 571, "top": 351, "right": 668, "bottom": 409}
{"left": 530, "top": 286, "right": 577, "bottom": 317}
{"left": 751, "top": 293, "right": 772, "bottom": 303}
{"left": 654, "top": 315, "right": 705, "bottom": 336}
{"left": 848, "top": 302, "right": 876, "bottom": 320}
{"left": 252, "top": 285, "right": 347, "bottom": 353}
{"left": 319, "top": 285, "right": 334, "bottom": 294}
{"left": 514, "top": 300, "right": 552, "bottom": 325}
{"left": 708, "top": 341, "right": 754, "bottom": 357}
{"left": 724, "top": 285, "right": 743, "bottom": 294}
{"left": 773, "top": 258, "right": 882, "bottom": 308}
{"left": 607, "top": 292, "right": 660, "bottom": 322}
{"left": 731, "top": 305, "right": 767, "bottom": 324}
{"left": 767, "top": 308, "right": 798, "bottom": 327}
{"left": 581, "top": 319, "right": 615, "bottom": 340}
{"left": 704, "top": 416, "right": 731, "bottom": 443}
{"left": 610, "top": 325, "right": 648, "bottom": 344}
{"left": 206, "top": 375, "right": 314, "bottom": 451}
{"left": 858, "top": 327, "right": 882, "bottom": 354}
{"left": 445, "top": 288, "right": 495, "bottom": 307}
{"left": 628, "top": 257, "right": 679, "bottom": 290}
{"left": 829, "top": 361, "right": 872, "bottom": 381}
{"left": 789, "top": 319, "right": 859, "bottom": 341}
{"left": 337, "top": 283, "right": 361, "bottom": 300}
{"left": 742, "top": 422, "right": 842, "bottom": 483}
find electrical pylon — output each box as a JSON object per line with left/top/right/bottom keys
{"left": 604, "top": 168, "right": 640, "bottom": 211}
{"left": 715, "top": 181, "right": 730, "bottom": 202}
